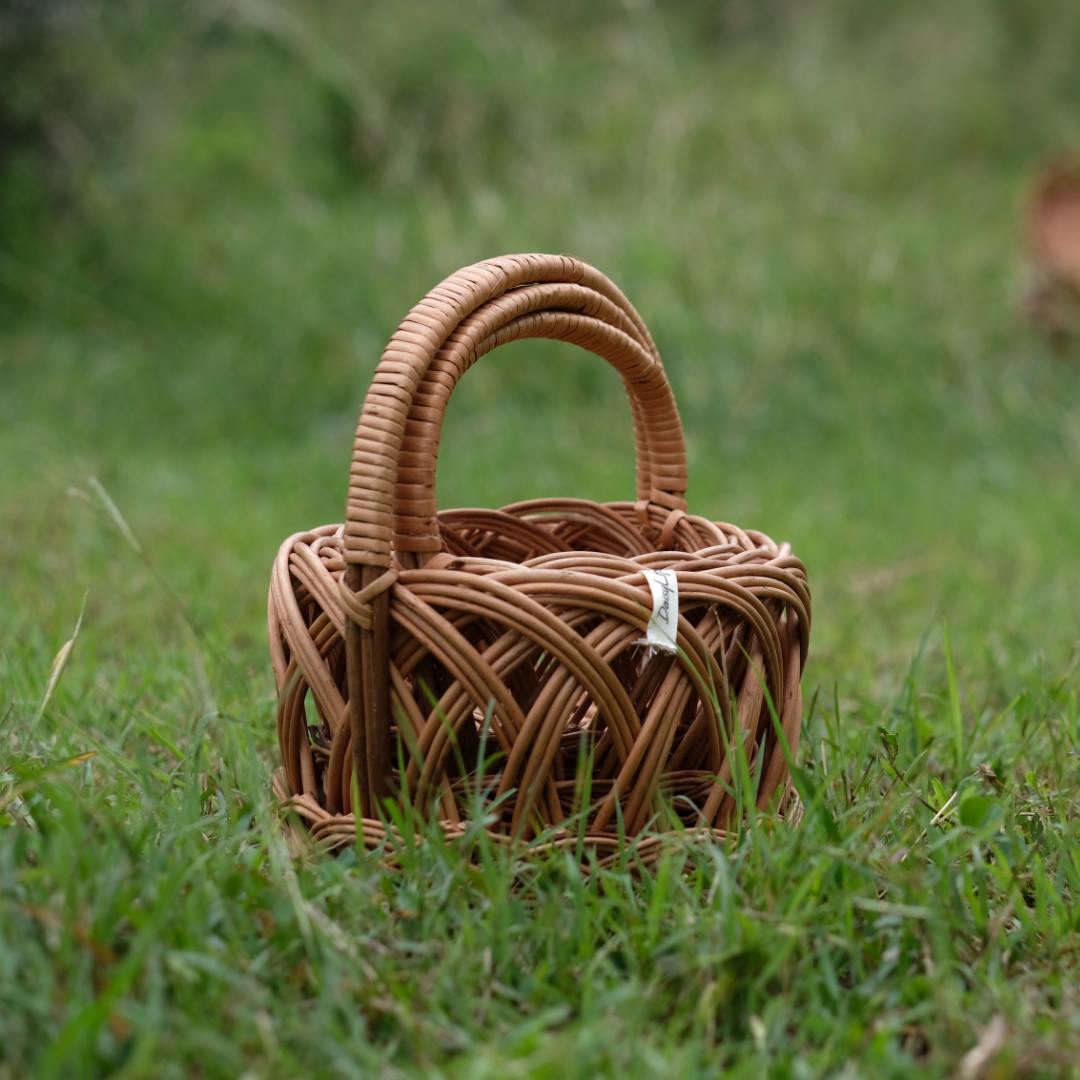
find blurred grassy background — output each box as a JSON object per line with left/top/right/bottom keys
{"left": 3, "top": 0, "right": 1079, "bottom": 810}
{"left": 3, "top": 1, "right": 1078, "bottom": 678}
{"left": 2, "top": 2, "right": 1079, "bottom": 1073}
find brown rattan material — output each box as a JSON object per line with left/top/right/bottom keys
{"left": 269, "top": 254, "right": 811, "bottom": 857}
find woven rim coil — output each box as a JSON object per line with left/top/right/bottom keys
{"left": 269, "top": 253, "right": 811, "bottom": 859}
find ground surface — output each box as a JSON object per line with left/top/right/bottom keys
{"left": 2, "top": 3, "right": 1079, "bottom": 1077}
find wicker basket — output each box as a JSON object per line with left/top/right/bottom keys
{"left": 269, "top": 254, "right": 810, "bottom": 859}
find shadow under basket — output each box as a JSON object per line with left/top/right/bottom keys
{"left": 268, "top": 254, "right": 811, "bottom": 861}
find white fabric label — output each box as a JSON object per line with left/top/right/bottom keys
{"left": 640, "top": 568, "right": 679, "bottom": 654}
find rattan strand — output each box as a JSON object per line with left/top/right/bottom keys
{"left": 269, "top": 254, "right": 810, "bottom": 859}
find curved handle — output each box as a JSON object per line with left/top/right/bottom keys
{"left": 343, "top": 254, "right": 688, "bottom": 569}
{"left": 341, "top": 254, "right": 689, "bottom": 814}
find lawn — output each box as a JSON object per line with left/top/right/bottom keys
{"left": 2, "top": 2, "right": 1079, "bottom": 1076}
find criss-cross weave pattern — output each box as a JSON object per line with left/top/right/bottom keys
{"left": 268, "top": 254, "right": 811, "bottom": 858}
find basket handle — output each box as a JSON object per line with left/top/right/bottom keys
{"left": 344, "top": 253, "right": 688, "bottom": 570}
{"left": 341, "top": 254, "right": 688, "bottom": 813}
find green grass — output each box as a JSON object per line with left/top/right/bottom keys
{"left": 2, "top": 2, "right": 1080, "bottom": 1075}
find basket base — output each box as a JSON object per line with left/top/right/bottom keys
{"left": 270, "top": 768, "right": 780, "bottom": 869}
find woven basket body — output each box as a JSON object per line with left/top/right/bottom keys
{"left": 269, "top": 254, "right": 810, "bottom": 856}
